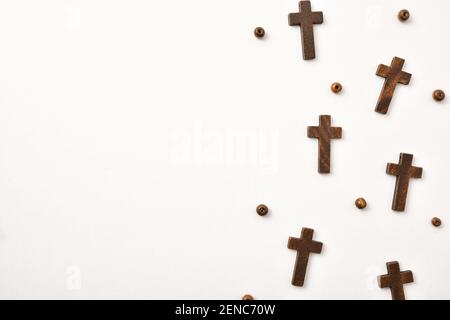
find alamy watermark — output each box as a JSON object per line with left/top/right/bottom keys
{"left": 170, "top": 121, "right": 280, "bottom": 175}
{"left": 66, "top": 265, "right": 82, "bottom": 290}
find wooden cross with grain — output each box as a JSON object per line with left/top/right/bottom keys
{"left": 387, "top": 153, "right": 423, "bottom": 212}
{"left": 308, "top": 115, "right": 342, "bottom": 174}
{"left": 378, "top": 261, "right": 414, "bottom": 300}
{"left": 288, "top": 1, "right": 323, "bottom": 60}
{"left": 375, "top": 57, "right": 412, "bottom": 114}
{"left": 288, "top": 228, "right": 323, "bottom": 287}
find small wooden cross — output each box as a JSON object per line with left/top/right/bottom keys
{"left": 378, "top": 261, "right": 414, "bottom": 300}
{"left": 307, "top": 115, "right": 342, "bottom": 174}
{"left": 375, "top": 57, "right": 412, "bottom": 114}
{"left": 288, "top": 1, "right": 323, "bottom": 60}
{"left": 387, "top": 153, "right": 423, "bottom": 212}
{"left": 287, "top": 228, "right": 323, "bottom": 287}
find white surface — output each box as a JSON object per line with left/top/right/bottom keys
{"left": 0, "top": 0, "right": 449, "bottom": 300}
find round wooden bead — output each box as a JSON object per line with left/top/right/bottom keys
{"left": 254, "top": 27, "right": 265, "bottom": 38}
{"left": 355, "top": 198, "right": 367, "bottom": 210}
{"left": 433, "top": 90, "right": 445, "bottom": 102}
{"left": 331, "top": 82, "right": 343, "bottom": 94}
{"left": 256, "top": 204, "right": 269, "bottom": 216}
{"left": 432, "top": 217, "right": 442, "bottom": 227}
{"left": 398, "top": 9, "right": 410, "bottom": 21}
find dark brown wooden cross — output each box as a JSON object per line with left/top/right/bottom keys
{"left": 375, "top": 57, "right": 412, "bottom": 114}
{"left": 307, "top": 115, "right": 342, "bottom": 174}
{"left": 378, "top": 261, "right": 414, "bottom": 300}
{"left": 288, "top": 1, "right": 323, "bottom": 60}
{"left": 387, "top": 153, "right": 423, "bottom": 212}
{"left": 287, "top": 228, "right": 323, "bottom": 287}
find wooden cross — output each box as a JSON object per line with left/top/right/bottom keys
{"left": 378, "top": 261, "right": 414, "bottom": 300}
{"left": 307, "top": 115, "right": 342, "bottom": 174}
{"left": 287, "top": 228, "right": 323, "bottom": 287}
{"left": 288, "top": 1, "right": 323, "bottom": 60}
{"left": 387, "top": 153, "right": 423, "bottom": 212}
{"left": 375, "top": 57, "right": 412, "bottom": 114}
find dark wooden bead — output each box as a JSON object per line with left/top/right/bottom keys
{"left": 242, "top": 294, "right": 254, "bottom": 300}
{"left": 398, "top": 9, "right": 410, "bottom": 21}
{"left": 432, "top": 217, "right": 442, "bottom": 227}
{"left": 331, "top": 82, "right": 342, "bottom": 94}
{"left": 433, "top": 90, "right": 445, "bottom": 102}
{"left": 355, "top": 198, "right": 367, "bottom": 209}
{"left": 254, "top": 27, "right": 265, "bottom": 38}
{"left": 256, "top": 204, "right": 269, "bottom": 216}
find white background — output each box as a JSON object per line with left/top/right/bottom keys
{"left": 0, "top": 0, "right": 448, "bottom": 300}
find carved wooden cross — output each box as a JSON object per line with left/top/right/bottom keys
{"left": 375, "top": 57, "right": 412, "bottom": 114}
{"left": 288, "top": 228, "right": 323, "bottom": 287}
{"left": 288, "top": 1, "right": 323, "bottom": 60}
{"left": 387, "top": 153, "right": 423, "bottom": 212}
{"left": 307, "top": 115, "right": 342, "bottom": 174}
{"left": 378, "top": 261, "right": 414, "bottom": 300}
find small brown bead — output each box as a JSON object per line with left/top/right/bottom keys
{"left": 432, "top": 217, "right": 442, "bottom": 227}
{"left": 331, "top": 82, "right": 342, "bottom": 94}
{"left": 256, "top": 204, "right": 269, "bottom": 216}
{"left": 242, "top": 294, "right": 254, "bottom": 300}
{"left": 433, "top": 90, "right": 445, "bottom": 102}
{"left": 398, "top": 9, "right": 410, "bottom": 21}
{"left": 355, "top": 198, "right": 367, "bottom": 210}
{"left": 254, "top": 27, "right": 265, "bottom": 38}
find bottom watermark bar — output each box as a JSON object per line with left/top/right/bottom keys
{"left": 0, "top": 300, "right": 424, "bottom": 318}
